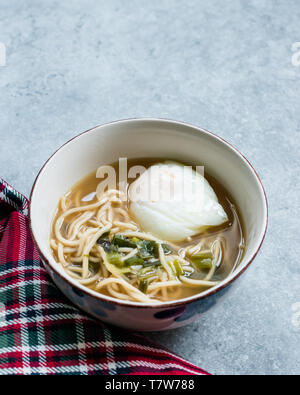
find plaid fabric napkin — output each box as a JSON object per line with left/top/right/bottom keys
{"left": 0, "top": 179, "right": 208, "bottom": 375}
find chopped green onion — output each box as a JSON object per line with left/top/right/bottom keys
{"left": 191, "top": 252, "right": 213, "bottom": 260}
{"left": 97, "top": 239, "right": 115, "bottom": 252}
{"left": 88, "top": 261, "right": 100, "bottom": 274}
{"left": 133, "top": 240, "right": 173, "bottom": 259}
{"left": 138, "top": 279, "right": 148, "bottom": 293}
{"left": 106, "top": 252, "right": 124, "bottom": 267}
{"left": 119, "top": 267, "right": 132, "bottom": 274}
{"left": 137, "top": 240, "right": 158, "bottom": 258}
{"left": 196, "top": 258, "right": 213, "bottom": 269}
{"left": 97, "top": 232, "right": 117, "bottom": 252}
{"left": 125, "top": 256, "right": 145, "bottom": 266}
{"left": 138, "top": 248, "right": 153, "bottom": 259}
{"left": 131, "top": 237, "right": 141, "bottom": 243}
{"left": 113, "top": 235, "right": 137, "bottom": 248}
{"left": 143, "top": 260, "right": 161, "bottom": 267}
{"left": 162, "top": 244, "right": 173, "bottom": 255}
{"left": 167, "top": 260, "right": 184, "bottom": 277}
{"left": 172, "top": 259, "right": 184, "bottom": 276}
{"left": 191, "top": 255, "right": 213, "bottom": 270}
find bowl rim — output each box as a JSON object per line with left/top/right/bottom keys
{"left": 29, "top": 118, "right": 268, "bottom": 309}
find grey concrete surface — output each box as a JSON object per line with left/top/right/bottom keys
{"left": 0, "top": 0, "right": 299, "bottom": 375}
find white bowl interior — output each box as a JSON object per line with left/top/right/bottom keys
{"left": 30, "top": 119, "right": 267, "bottom": 305}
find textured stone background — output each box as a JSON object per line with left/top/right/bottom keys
{"left": 0, "top": 0, "right": 299, "bottom": 375}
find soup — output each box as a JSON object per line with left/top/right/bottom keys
{"left": 50, "top": 158, "right": 244, "bottom": 304}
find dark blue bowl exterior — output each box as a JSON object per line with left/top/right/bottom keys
{"left": 43, "top": 258, "right": 234, "bottom": 331}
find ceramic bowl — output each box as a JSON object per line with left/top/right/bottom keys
{"left": 30, "top": 119, "right": 268, "bottom": 331}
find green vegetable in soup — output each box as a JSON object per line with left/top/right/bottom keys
{"left": 143, "top": 259, "right": 161, "bottom": 267}
{"left": 107, "top": 252, "right": 124, "bottom": 267}
{"left": 125, "top": 256, "right": 145, "bottom": 266}
{"left": 161, "top": 244, "right": 173, "bottom": 255}
{"left": 190, "top": 252, "right": 213, "bottom": 270}
{"left": 119, "top": 267, "right": 132, "bottom": 274}
{"left": 137, "top": 240, "right": 158, "bottom": 258}
{"left": 167, "top": 259, "right": 184, "bottom": 277}
{"left": 137, "top": 265, "right": 159, "bottom": 293}
{"left": 138, "top": 279, "right": 148, "bottom": 293}
{"left": 98, "top": 233, "right": 173, "bottom": 277}
{"left": 88, "top": 261, "right": 100, "bottom": 274}
{"left": 172, "top": 259, "right": 184, "bottom": 276}
{"left": 108, "top": 234, "right": 173, "bottom": 261}
{"left": 192, "top": 251, "right": 213, "bottom": 260}
{"left": 97, "top": 231, "right": 117, "bottom": 252}
{"left": 136, "top": 240, "right": 173, "bottom": 259}
{"left": 195, "top": 258, "right": 213, "bottom": 269}
{"left": 97, "top": 239, "right": 115, "bottom": 252}
{"left": 113, "top": 235, "right": 137, "bottom": 248}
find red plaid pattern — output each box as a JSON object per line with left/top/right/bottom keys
{"left": 0, "top": 179, "right": 208, "bottom": 375}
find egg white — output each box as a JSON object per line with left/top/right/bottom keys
{"left": 129, "top": 162, "right": 228, "bottom": 242}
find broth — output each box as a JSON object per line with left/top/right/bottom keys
{"left": 51, "top": 158, "right": 245, "bottom": 302}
